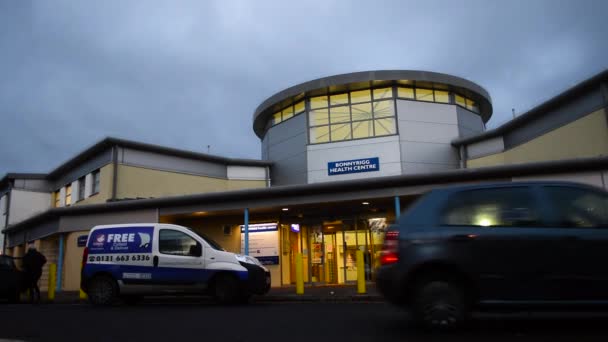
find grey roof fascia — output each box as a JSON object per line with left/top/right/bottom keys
{"left": 452, "top": 69, "right": 608, "bottom": 147}
{"left": 253, "top": 70, "right": 493, "bottom": 139}
{"left": 43, "top": 137, "right": 272, "bottom": 180}
{"left": 5, "top": 155, "right": 608, "bottom": 235}
{"left": 0, "top": 173, "right": 47, "bottom": 190}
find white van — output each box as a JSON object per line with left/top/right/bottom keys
{"left": 81, "top": 223, "right": 270, "bottom": 305}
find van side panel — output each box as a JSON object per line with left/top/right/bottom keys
{"left": 83, "top": 226, "right": 155, "bottom": 283}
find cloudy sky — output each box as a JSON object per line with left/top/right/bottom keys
{"left": 1, "top": 0, "right": 607, "bottom": 176}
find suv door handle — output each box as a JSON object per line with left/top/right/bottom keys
{"left": 153, "top": 255, "right": 159, "bottom": 267}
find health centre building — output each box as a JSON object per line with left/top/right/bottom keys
{"left": 2, "top": 69, "right": 608, "bottom": 292}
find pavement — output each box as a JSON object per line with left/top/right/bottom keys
{"left": 34, "top": 282, "right": 382, "bottom": 304}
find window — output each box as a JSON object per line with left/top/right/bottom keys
{"left": 310, "top": 125, "right": 330, "bottom": 144}
{"left": 442, "top": 187, "right": 540, "bottom": 227}
{"left": 281, "top": 106, "right": 294, "bottom": 121}
{"left": 272, "top": 112, "right": 282, "bottom": 125}
{"left": 92, "top": 170, "right": 100, "bottom": 194}
{"left": 434, "top": 90, "right": 450, "bottom": 103}
{"left": 54, "top": 190, "right": 60, "bottom": 207}
{"left": 65, "top": 185, "right": 72, "bottom": 206}
{"left": 308, "top": 88, "right": 397, "bottom": 144}
{"left": 330, "top": 93, "right": 348, "bottom": 106}
{"left": 415, "top": 88, "right": 434, "bottom": 102}
{"left": 159, "top": 229, "right": 201, "bottom": 256}
{"left": 350, "top": 90, "right": 371, "bottom": 104}
{"left": 271, "top": 100, "right": 306, "bottom": 126}
{"left": 397, "top": 87, "right": 415, "bottom": 99}
{"left": 373, "top": 87, "right": 392, "bottom": 100}
{"left": 455, "top": 94, "right": 466, "bottom": 107}
{"left": 466, "top": 98, "right": 478, "bottom": 113}
{"left": 78, "top": 176, "right": 86, "bottom": 202}
{"left": 544, "top": 186, "right": 608, "bottom": 228}
{"left": 310, "top": 96, "right": 328, "bottom": 109}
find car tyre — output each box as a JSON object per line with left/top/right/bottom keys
{"left": 88, "top": 275, "right": 117, "bottom": 306}
{"left": 411, "top": 280, "right": 468, "bottom": 331}
{"left": 214, "top": 274, "right": 240, "bottom": 305}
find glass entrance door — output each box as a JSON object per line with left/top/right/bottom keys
{"left": 323, "top": 233, "right": 338, "bottom": 284}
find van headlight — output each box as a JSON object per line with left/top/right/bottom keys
{"left": 236, "top": 254, "right": 262, "bottom": 266}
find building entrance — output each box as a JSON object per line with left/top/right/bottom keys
{"left": 279, "top": 215, "right": 389, "bottom": 286}
{"left": 304, "top": 218, "right": 387, "bottom": 285}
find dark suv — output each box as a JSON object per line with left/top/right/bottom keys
{"left": 0, "top": 255, "right": 23, "bottom": 303}
{"left": 376, "top": 181, "right": 608, "bottom": 329}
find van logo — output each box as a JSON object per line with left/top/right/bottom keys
{"left": 138, "top": 233, "right": 151, "bottom": 248}
{"left": 96, "top": 234, "right": 105, "bottom": 243}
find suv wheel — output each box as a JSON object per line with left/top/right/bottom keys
{"left": 88, "top": 275, "right": 117, "bottom": 306}
{"left": 214, "top": 274, "right": 239, "bottom": 305}
{"left": 412, "top": 280, "right": 468, "bottom": 330}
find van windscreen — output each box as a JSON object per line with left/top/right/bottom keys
{"left": 187, "top": 229, "right": 225, "bottom": 251}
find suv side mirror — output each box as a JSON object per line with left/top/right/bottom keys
{"left": 189, "top": 243, "right": 202, "bottom": 257}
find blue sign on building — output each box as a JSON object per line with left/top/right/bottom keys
{"left": 77, "top": 235, "right": 89, "bottom": 247}
{"left": 328, "top": 157, "right": 380, "bottom": 176}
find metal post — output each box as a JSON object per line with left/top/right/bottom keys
{"left": 356, "top": 250, "right": 366, "bottom": 294}
{"left": 56, "top": 235, "right": 64, "bottom": 292}
{"left": 48, "top": 263, "right": 56, "bottom": 301}
{"left": 244, "top": 208, "right": 249, "bottom": 255}
{"left": 296, "top": 253, "right": 304, "bottom": 295}
{"left": 394, "top": 196, "right": 401, "bottom": 220}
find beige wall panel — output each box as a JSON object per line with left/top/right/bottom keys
{"left": 63, "top": 231, "right": 88, "bottom": 291}
{"left": 466, "top": 153, "right": 506, "bottom": 168}
{"left": 12, "top": 245, "right": 24, "bottom": 269}
{"left": 77, "top": 165, "right": 114, "bottom": 205}
{"left": 38, "top": 237, "right": 58, "bottom": 293}
{"left": 226, "top": 180, "right": 267, "bottom": 191}
{"left": 467, "top": 109, "right": 608, "bottom": 168}
{"left": 116, "top": 165, "right": 266, "bottom": 199}
{"left": 505, "top": 109, "right": 608, "bottom": 164}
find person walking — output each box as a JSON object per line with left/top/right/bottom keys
{"left": 22, "top": 244, "right": 47, "bottom": 304}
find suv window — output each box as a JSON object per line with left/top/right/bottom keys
{"left": 544, "top": 186, "right": 608, "bottom": 228}
{"left": 442, "top": 187, "right": 540, "bottom": 227}
{"left": 159, "top": 229, "right": 201, "bottom": 256}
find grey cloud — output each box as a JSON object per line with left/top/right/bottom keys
{"left": 1, "top": 0, "right": 607, "bottom": 176}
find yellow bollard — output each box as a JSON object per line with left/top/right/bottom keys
{"left": 48, "top": 263, "right": 57, "bottom": 301}
{"left": 356, "top": 250, "right": 366, "bottom": 294}
{"left": 79, "top": 288, "right": 88, "bottom": 300}
{"left": 295, "top": 252, "right": 304, "bottom": 295}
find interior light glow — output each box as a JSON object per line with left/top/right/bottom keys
{"left": 478, "top": 218, "right": 492, "bottom": 227}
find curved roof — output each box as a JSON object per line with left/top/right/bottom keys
{"left": 253, "top": 70, "right": 493, "bottom": 138}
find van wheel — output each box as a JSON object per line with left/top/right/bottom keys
{"left": 88, "top": 275, "right": 117, "bottom": 306}
{"left": 214, "top": 274, "right": 239, "bottom": 304}
{"left": 411, "top": 280, "right": 468, "bottom": 331}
